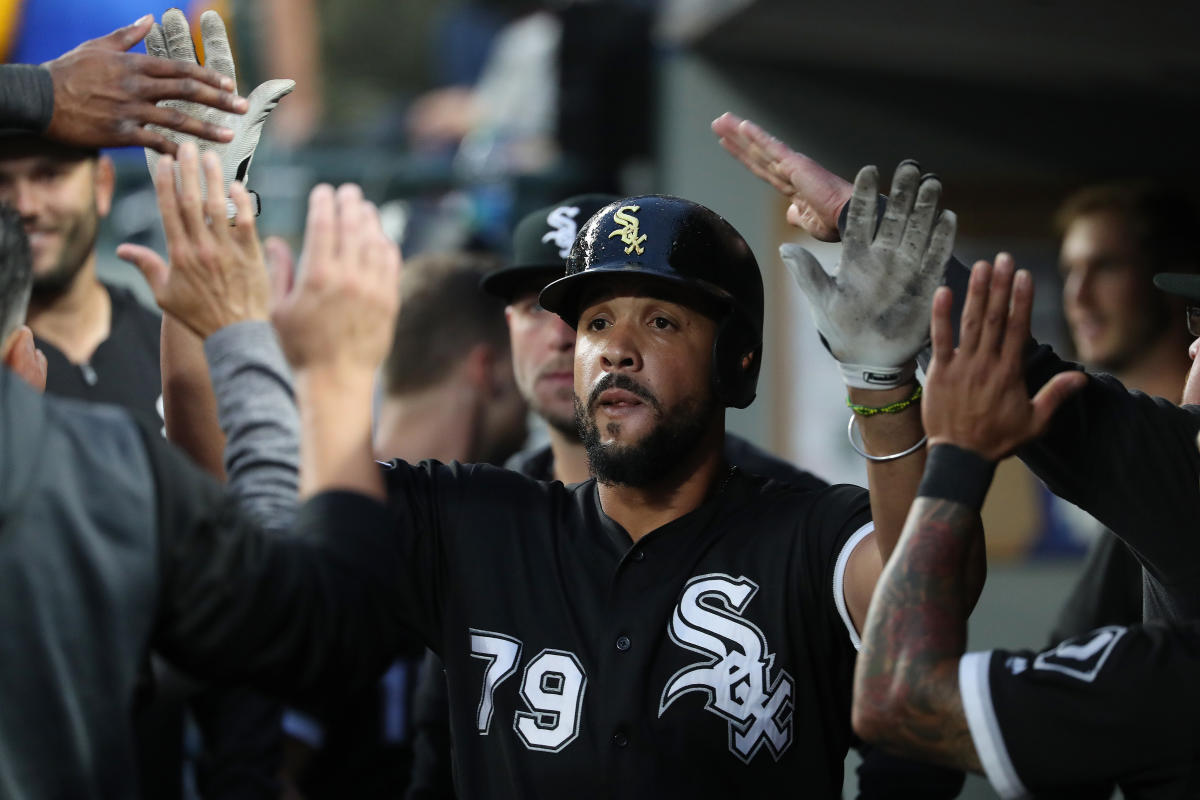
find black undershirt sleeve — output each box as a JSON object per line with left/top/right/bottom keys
{"left": 0, "top": 64, "right": 54, "bottom": 132}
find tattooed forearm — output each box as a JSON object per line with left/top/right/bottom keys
{"left": 852, "top": 497, "right": 984, "bottom": 773}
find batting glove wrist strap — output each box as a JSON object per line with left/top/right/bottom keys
{"left": 838, "top": 358, "right": 917, "bottom": 391}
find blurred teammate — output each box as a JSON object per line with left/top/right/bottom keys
{"left": 0, "top": 133, "right": 164, "bottom": 423}
{"left": 1050, "top": 183, "right": 1200, "bottom": 640}
{"left": 852, "top": 252, "right": 1199, "bottom": 798}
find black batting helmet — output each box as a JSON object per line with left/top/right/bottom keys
{"left": 539, "top": 195, "right": 764, "bottom": 408}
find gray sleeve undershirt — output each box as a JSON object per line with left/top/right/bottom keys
{"left": 203, "top": 321, "right": 300, "bottom": 532}
{"left": 0, "top": 64, "right": 54, "bottom": 132}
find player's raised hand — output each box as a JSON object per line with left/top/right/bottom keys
{"left": 923, "top": 253, "right": 1087, "bottom": 461}
{"left": 42, "top": 14, "right": 248, "bottom": 154}
{"left": 711, "top": 112, "right": 852, "bottom": 242}
{"left": 117, "top": 142, "right": 269, "bottom": 338}
{"left": 271, "top": 183, "right": 402, "bottom": 374}
{"left": 780, "top": 161, "right": 955, "bottom": 390}
{"left": 142, "top": 9, "right": 294, "bottom": 214}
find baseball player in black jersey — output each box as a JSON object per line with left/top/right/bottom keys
{"left": 852, "top": 251, "right": 1200, "bottom": 798}
{"left": 399, "top": 194, "right": 965, "bottom": 799}
{"left": 135, "top": 137, "right": 957, "bottom": 795}
{"left": 407, "top": 193, "right": 834, "bottom": 797}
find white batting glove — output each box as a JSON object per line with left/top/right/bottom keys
{"left": 143, "top": 9, "right": 294, "bottom": 217}
{"left": 780, "top": 161, "right": 956, "bottom": 390}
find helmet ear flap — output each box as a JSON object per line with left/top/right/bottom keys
{"left": 712, "top": 315, "right": 762, "bottom": 409}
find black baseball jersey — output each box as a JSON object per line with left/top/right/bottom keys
{"left": 36, "top": 283, "right": 162, "bottom": 429}
{"left": 960, "top": 622, "right": 1200, "bottom": 799}
{"left": 376, "top": 460, "right": 872, "bottom": 798}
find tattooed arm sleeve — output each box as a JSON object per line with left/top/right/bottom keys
{"left": 851, "top": 445, "right": 993, "bottom": 773}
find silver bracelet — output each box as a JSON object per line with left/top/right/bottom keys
{"left": 846, "top": 414, "right": 928, "bottom": 462}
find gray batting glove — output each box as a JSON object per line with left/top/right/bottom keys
{"left": 780, "top": 161, "right": 956, "bottom": 390}
{"left": 143, "top": 9, "right": 294, "bottom": 217}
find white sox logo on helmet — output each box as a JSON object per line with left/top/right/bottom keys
{"left": 659, "top": 573, "right": 794, "bottom": 763}
{"left": 608, "top": 205, "right": 647, "bottom": 255}
{"left": 541, "top": 205, "right": 581, "bottom": 258}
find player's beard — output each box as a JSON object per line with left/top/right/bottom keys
{"left": 575, "top": 373, "right": 715, "bottom": 488}
{"left": 29, "top": 201, "right": 100, "bottom": 302}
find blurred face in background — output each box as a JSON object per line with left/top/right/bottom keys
{"left": 507, "top": 290, "right": 578, "bottom": 437}
{"left": 0, "top": 143, "right": 112, "bottom": 300}
{"left": 1059, "top": 210, "right": 1167, "bottom": 373}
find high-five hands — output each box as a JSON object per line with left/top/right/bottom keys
{"left": 924, "top": 254, "right": 1087, "bottom": 461}
{"left": 711, "top": 112, "right": 852, "bottom": 242}
{"left": 41, "top": 15, "right": 248, "bottom": 153}
{"left": 118, "top": 142, "right": 268, "bottom": 338}
{"left": 271, "top": 184, "right": 402, "bottom": 376}
{"left": 779, "top": 162, "right": 956, "bottom": 390}
{"left": 141, "top": 9, "right": 294, "bottom": 215}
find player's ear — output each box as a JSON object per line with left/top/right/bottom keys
{"left": 470, "top": 342, "right": 511, "bottom": 399}
{"left": 461, "top": 342, "right": 492, "bottom": 395}
{"left": 2, "top": 325, "right": 48, "bottom": 393}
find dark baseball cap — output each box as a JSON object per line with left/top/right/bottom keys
{"left": 0, "top": 130, "right": 97, "bottom": 160}
{"left": 480, "top": 193, "right": 618, "bottom": 302}
{"left": 1154, "top": 273, "right": 1200, "bottom": 302}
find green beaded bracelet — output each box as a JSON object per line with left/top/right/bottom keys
{"left": 846, "top": 384, "right": 923, "bottom": 417}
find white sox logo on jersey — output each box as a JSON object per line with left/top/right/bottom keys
{"left": 659, "top": 573, "right": 794, "bottom": 763}
{"left": 541, "top": 205, "right": 581, "bottom": 257}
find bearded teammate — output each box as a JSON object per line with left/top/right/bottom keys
{"left": 138, "top": 139, "right": 957, "bottom": 796}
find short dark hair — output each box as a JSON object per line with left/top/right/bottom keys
{"left": 1055, "top": 181, "right": 1200, "bottom": 275}
{"left": 0, "top": 205, "right": 32, "bottom": 341}
{"left": 382, "top": 252, "right": 510, "bottom": 396}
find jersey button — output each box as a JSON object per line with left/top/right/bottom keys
{"left": 611, "top": 730, "right": 629, "bottom": 747}
{"left": 632, "top": 549, "right": 645, "bottom": 562}
{"left": 615, "top": 635, "right": 632, "bottom": 652}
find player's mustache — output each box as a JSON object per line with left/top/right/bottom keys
{"left": 586, "top": 373, "right": 661, "bottom": 413}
